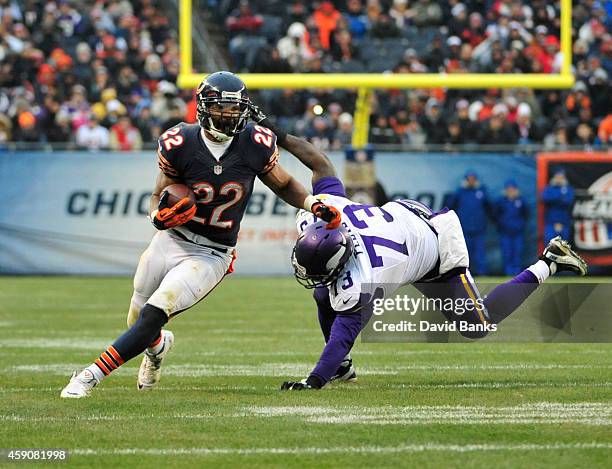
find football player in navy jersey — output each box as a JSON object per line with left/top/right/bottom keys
{"left": 61, "top": 71, "right": 341, "bottom": 398}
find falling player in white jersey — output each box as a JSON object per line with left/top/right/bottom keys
{"left": 265, "top": 132, "right": 588, "bottom": 391}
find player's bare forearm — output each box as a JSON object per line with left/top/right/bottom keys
{"left": 280, "top": 134, "right": 336, "bottom": 184}
{"left": 274, "top": 177, "right": 311, "bottom": 209}
{"left": 261, "top": 163, "right": 341, "bottom": 226}
{"left": 150, "top": 171, "right": 180, "bottom": 214}
{"left": 260, "top": 164, "right": 310, "bottom": 210}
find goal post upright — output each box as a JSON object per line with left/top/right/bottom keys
{"left": 177, "top": 0, "right": 573, "bottom": 147}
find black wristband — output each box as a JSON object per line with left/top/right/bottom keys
{"left": 306, "top": 374, "right": 324, "bottom": 389}
{"left": 259, "top": 117, "right": 287, "bottom": 145}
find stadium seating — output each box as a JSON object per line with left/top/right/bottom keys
{"left": 0, "top": 0, "right": 609, "bottom": 152}
{"left": 217, "top": 0, "right": 610, "bottom": 151}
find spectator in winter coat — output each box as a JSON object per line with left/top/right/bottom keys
{"left": 495, "top": 179, "right": 529, "bottom": 275}
{"left": 447, "top": 170, "right": 493, "bottom": 275}
{"left": 541, "top": 169, "right": 574, "bottom": 243}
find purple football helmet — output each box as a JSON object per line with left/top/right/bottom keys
{"left": 291, "top": 222, "right": 353, "bottom": 288}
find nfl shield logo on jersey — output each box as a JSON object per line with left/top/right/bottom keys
{"left": 214, "top": 165, "right": 223, "bottom": 175}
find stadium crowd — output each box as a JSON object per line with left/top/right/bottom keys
{"left": 0, "top": 0, "right": 610, "bottom": 150}
{"left": 0, "top": 0, "right": 191, "bottom": 149}
{"left": 220, "top": 0, "right": 611, "bottom": 150}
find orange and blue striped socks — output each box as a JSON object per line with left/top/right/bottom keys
{"left": 86, "top": 345, "right": 125, "bottom": 382}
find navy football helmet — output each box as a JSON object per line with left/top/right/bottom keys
{"left": 196, "top": 71, "right": 253, "bottom": 141}
{"left": 292, "top": 222, "right": 354, "bottom": 288}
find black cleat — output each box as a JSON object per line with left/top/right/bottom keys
{"left": 539, "top": 236, "right": 588, "bottom": 276}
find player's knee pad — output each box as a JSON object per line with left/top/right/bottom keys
{"left": 127, "top": 295, "right": 147, "bottom": 327}
{"left": 127, "top": 304, "right": 139, "bottom": 328}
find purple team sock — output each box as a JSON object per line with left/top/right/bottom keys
{"left": 484, "top": 269, "right": 540, "bottom": 324}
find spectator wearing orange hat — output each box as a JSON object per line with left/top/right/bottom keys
{"left": 14, "top": 111, "right": 38, "bottom": 142}
{"left": 37, "top": 63, "right": 56, "bottom": 87}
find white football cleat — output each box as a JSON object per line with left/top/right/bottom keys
{"left": 137, "top": 330, "right": 174, "bottom": 391}
{"left": 540, "top": 236, "right": 588, "bottom": 276}
{"left": 60, "top": 369, "right": 98, "bottom": 399}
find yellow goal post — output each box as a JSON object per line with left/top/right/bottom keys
{"left": 177, "top": 0, "right": 574, "bottom": 147}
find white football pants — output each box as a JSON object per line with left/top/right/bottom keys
{"left": 127, "top": 229, "right": 233, "bottom": 326}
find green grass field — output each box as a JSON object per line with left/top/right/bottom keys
{"left": 1, "top": 276, "right": 611, "bottom": 468}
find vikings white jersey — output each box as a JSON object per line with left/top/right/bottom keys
{"left": 296, "top": 192, "right": 439, "bottom": 312}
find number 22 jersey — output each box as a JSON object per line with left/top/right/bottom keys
{"left": 297, "top": 177, "right": 439, "bottom": 312}
{"left": 157, "top": 122, "right": 279, "bottom": 247}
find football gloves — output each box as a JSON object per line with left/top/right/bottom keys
{"left": 151, "top": 191, "right": 197, "bottom": 230}
{"left": 312, "top": 202, "right": 342, "bottom": 229}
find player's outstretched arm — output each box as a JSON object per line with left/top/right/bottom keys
{"left": 251, "top": 105, "right": 336, "bottom": 185}
{"left": 260, "top": 163, "right": 341, "bottom": 229}
{"left": 259, "top": 163, "right": 311, "bottom": 210}
{"left": 281, "top": 311, "right": 363, "bottom": 391}
{"left": 280, "top": 134, "right": 337, "bottom": 185}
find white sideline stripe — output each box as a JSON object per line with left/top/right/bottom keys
{"left": 70, "top": 443, "right": 612, "bottom": 456}
{"left": 392, "top": 364, "right": 612, "bottom": 371}
{"left": 4, "top": 402, "right": 612, "bottom": 425}
{"left": 1, "top": 381, "right": 612, "bottom": 394}
{"left": 7, "top": 363, "right": 387, "bottom": 377}
{"left": 0, "top": 339, "right": 110, "bottom": 349}
{"left": 242, "top": 402, "right": 612, "bottom": 426}
{"left": 0, "top": 414, "right": 221, "bottom": 422}
{"left": 369, "top": 381, "right": 612, "bottom": 390}
{"left": 8, "top": 363, "right": 611, "bottom": 377}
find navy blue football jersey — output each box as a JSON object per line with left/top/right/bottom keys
{"left": 157, "top": 122, "right": 278, "bottom": 246}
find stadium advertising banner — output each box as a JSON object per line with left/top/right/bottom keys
{"left": 537, "top": 152, "right": 612, "bottom": 272}
{"left": 0, "top": 151, "right": 535, "bottom": 275}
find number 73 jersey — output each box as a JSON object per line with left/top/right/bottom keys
{"left": 297, "top": 194, "right": 439, "bottom": 312}
{"left": 157, "top": 122, "right": 279, "bottom": 247}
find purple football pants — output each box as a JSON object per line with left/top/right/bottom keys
{"left": 310, "top": 267, "right": 540, "bottom": 384}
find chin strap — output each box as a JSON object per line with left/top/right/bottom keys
{"left": 207, "top": 126, "right": 232, "bottom": 142}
